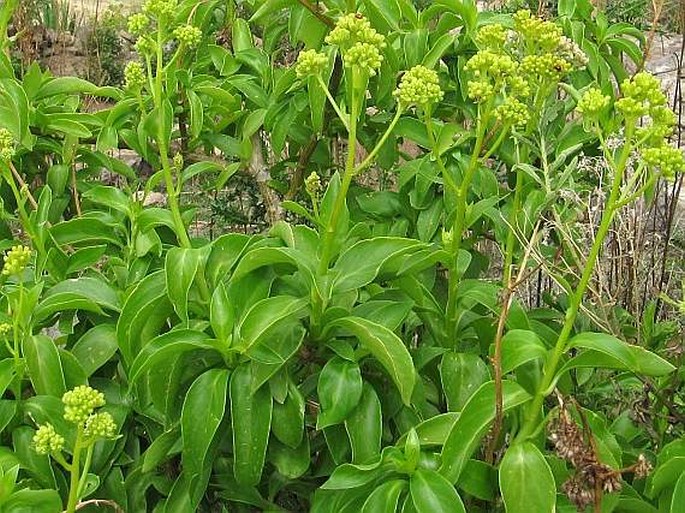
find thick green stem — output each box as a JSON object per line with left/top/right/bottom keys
{"left": 355, "top": 108, "right": 403, "bottom": 175}
{"left": 516, "top": 126, "right": 634, "bottom": 441}
{"left": 153, "top": 19, "right": 191, "bottom": 248}
{"left": 76, "top": 445, "right": 94, "bottom": 498}
{"left": 444, "top": 119, "right": 487, "bottom": 343}
{"left": 317, "top": 69, "right": 359, "bottom": 274}
{"left": 66, "top": 429, "right": 83, "bottom": 513}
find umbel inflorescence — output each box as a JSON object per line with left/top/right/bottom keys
{"left": 464, "top": 10, "right": 588, "bottom": 128}
{"left": 33, "top": 385, "right": 118, "bottom": 456}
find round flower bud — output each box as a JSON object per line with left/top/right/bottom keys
{"left": 495, "top": 97, "right": 529, "bottom": 127}
{"left": 142, "top": 0, "right": 177, "bottom": 19}
{"left": 173, "top": 24, "right": 202, "bottom": 48}
{"left": 0, "top": 323, "right": 11, "bottom": 337}
{"left": 295, "top": 49, "right": 327, "bottom": 79}
{"left": 135, "top": 35, "right": 156, "bottom": 56}
{"left": 63, "top": 385, "right": 106, "bottom": 425}
{"left": 325, "top": 13, "right": 386, "bottom": 51}
{"left": 124, "top": 61, "right": 146, "bottom": 90}
{"left": 0, "top": 128, "right": 15, "bottom": 162}
{"left": 2, "top": 245, "right": 32, "bottom": 276}
{"left": 475, "top": 23, "right": 507, "bottom": 50}
{"left": 304, "top": 171, "right": 321, "bottom": 196}
{"left": 84, "top": 412, "right": 118, "bottom": 440}
{"left": 33, "top": 424, "right": 65, "bottom": 455}
{"left": 127, "top": 13, "right": 149, "bottom": 36}
{"left": 344, "top": 41, "right": 383, "bottom": 76}
{"left": 576, "top": 88, "right": 610, "bottom": 117}
{"left": 642, "top": 144, "right": 685, "bottom": 180}
{"left": 394, "top": 65, "right": 444, "bottom": 107}
{"left": 467, "top": 80, "right": 495, "bottom": 102}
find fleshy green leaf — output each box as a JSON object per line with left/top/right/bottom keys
{"left": 410, "top": 468, "right": 465, "bottom": 513}
{"left": 500, "top": 442, "right": 556, "bottom": 513}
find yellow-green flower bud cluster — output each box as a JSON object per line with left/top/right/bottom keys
{"left": 2, "top": 245, "right": 31, "bottom": 276}
{"left": 475, "top": 23, "right": 507, "bottom": 50}
{"left": 63, "top": 385, "right": 105, "bottom": 425}
{"left": 142, "top": 0, "right": 177, "bottom": 19}
{"left": 296, "top": 49, "right": 328, "bottom": 79}
{"left": 642, "top": 145, "right": 685, "bottom": 180}
{"left": 325, "top": 13, "right": 385, "bottom": 50}
{"left": 576, "top": 88, "right": 610, "bottom": 117}
{"left": 33, "top": 424, "right": 65, "bottom": 455}
{"left": 84, "top": 412, "right": 117, "bottom": 440}
{"left": 464, "top": 50, "right": 520, "bottom": 103}
{"left": 0, "top": 323, "right": 11, "bottom": 336}
{"left": 173, "top": 24, "right": 202, "bottom": 48}
{"left": 0, "top": 128, "right": 15, "bottom": 162}
{"left": 305, "top": 172, "right": 322, "bottom": 196}
{"left": 325, "top": 14, "right": 386, "bottom": 75}
{"left": 124, "top": 61, "right": 146, "bottom": 90}
{"left": 513, "top": 10, "right": 562, "bottom": 51}
{"left": 494, "top": 97, "right": 529, "bottom": 127}
{"left": 127, "top": 12, "right": 149, "bottom": 36}
{"left": 520, "top": 54, "right": 571, "bottom": 82}
{"left": 135, "top": 36, "right": 156, "bottom": 56}
{"left": 394, "top": 65, "right": 444, "bottom": 107}
{"left": 344, "top": 42, "right": 383, "bottom": 76}
{"left": 616, "top": 72, "right": 667, "bottom": 121}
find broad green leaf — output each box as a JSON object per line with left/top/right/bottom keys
{"left": 362, "top": 480, "right": 407, "bottom": 513}
{"left": 410, "top": 468, "right": 465, "bottom": 513}
{"left": 459, "top": 460, "right": 496, "bottom": 501}
{"left": 332, "top": 238, "right": 427, "bottom": 294}
{"left": 648, "top": 457, "right": 685, "bottom": 498}
{"left": 182, "top": 369, "right": 229, "bottom": 498}
{"left": 0, "top": 359, "right": 15, "bottom": 397}
{"left": 206, "top": 233, "right": 252, "bottom": 287}
{"left": 230, "top": 364, "right": 272, "bottom": 486}
{"left": 71, "top": 324, "right": 118, "bottom": 377}
{"left": 248, "top": 323, "right": 305, "bottom": 391}
{"left": 268, "top": 437, "right": 310, "bottom": 480}
{"left": 346, "top": 383, "right": 382, "bottom": 464}
{"left": 22, "top": 335, "right": 66, "bottom": 397}
{"left": 317, "top": 357, "right": 363, "bottom": 429}
{"left": 362, "top": 0, "right": 401, "bottom": 32}
{"left": 210, "top": 283, "right": 233, "bottom": 344}
{"left": 561, "top": 332, "right": 675, "bottom": 377}
{"left": 328, "top": 316, "right": 416, "bottom": 405}
{"left": 128, "top": 330, "right": 217, "bottom": 384}
{"left": 35, "top": 76, "right": 97, "bottom": 98}
{"left": 440, "top": 352, "right": 489, "bottom": 412}
{"left": 142, "top": 426, "right": 180, "bottom": 473}
{"left": 500, "top": 442, "right": 556, "bottom": 513}
{"left": 165, "top": 247, "right": 206, "bottom": 324}
{"left": 82, "top": 186, "right": 131, "bottom": 215}
{"left": 396, "top": 413, "right": 460, "bottom": 447}
{"left": 117, "top": 271, "right": 173, "bottom": 364}
{"left": 321, "top": 447, "right": 401, "bottom": 490}
{"left": 671, "top": 472, "right": 685, "bottom": 513}
{"left": 501, "top": 329, "right": 548, "bottom": 375}
{"left": 440, "top": 381, "right": 531, "bottom": 484}
{"left": 2, "top": 489, "right": 63, "bottom": 512}
{"left": 236, "top": 295, "right": 308, "bottom": 352}
{"left": 35, "top": 276, "right": 121, "bottom": 321}
{"left": 272, "top": 381, "right": 305, "bottom": 448}
{"left": 50, "top": 217, "right": 122, "bottom": 247}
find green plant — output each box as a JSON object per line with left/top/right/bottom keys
{"left": 0, "top": 1, "right": 683, "bottom": 512}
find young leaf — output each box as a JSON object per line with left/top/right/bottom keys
{"left": 410, "top": 468, "right": 466, "bottom": 513}
{"left": 439, "top": 381, "right": 531, "bottom": 484}
{"left": 346, "top": 383, "right": 382, "bottom": 464}
{"left": 182, "top": 369, "right": 230, "bottom": 498}
{"left": 22, "top": 335, "right": 66, "bottom": 397}
{"left": 165, "top": 247, "right": 205, "bottom": 325}
{"left": 500, "top": 442, "right": 556, "bottom": 513}
{"left": 230, "top": 364, "right": 273, "bottom": 486}
{"left": 317, "top": 357, "right": 363, "bottom": 429}
{"left": 362, "top": 480, "right": 407, "bottom": 513}
{"left": 327, "top": 316, "right": 416, "bottom": 405}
